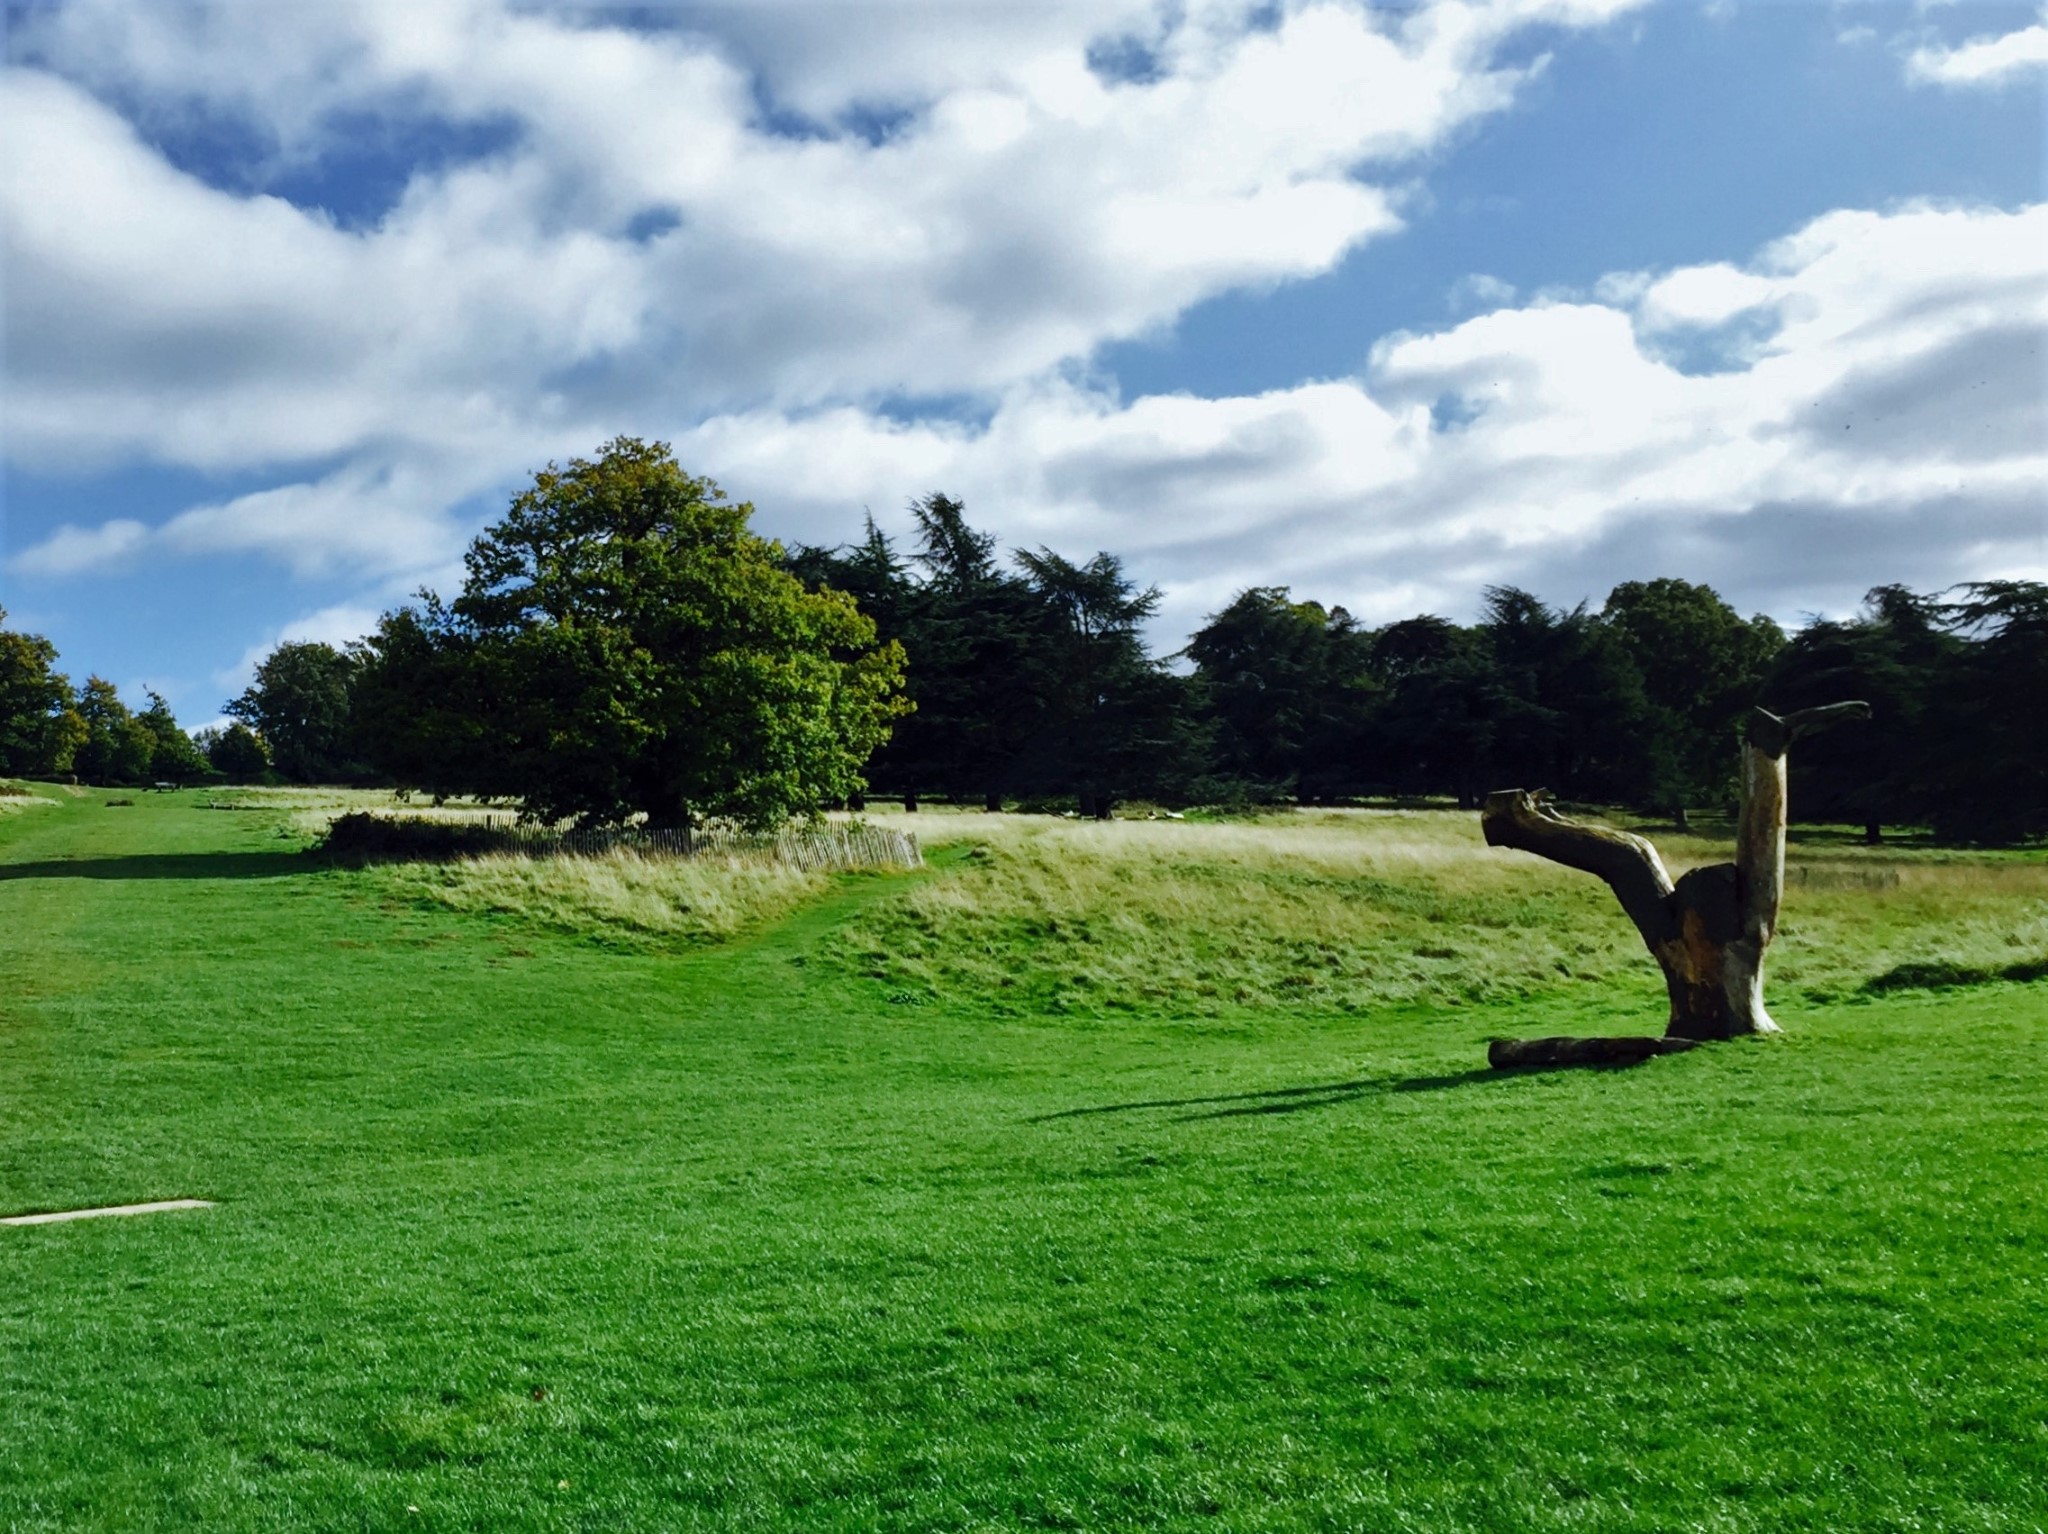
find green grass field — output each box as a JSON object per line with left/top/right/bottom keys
{"left": 3, "top": 786, "right": 2044, "bottom": 1532}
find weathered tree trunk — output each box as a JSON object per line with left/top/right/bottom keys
{"left": 1481, "top": 702, "right": 1868, "bottom": 1045}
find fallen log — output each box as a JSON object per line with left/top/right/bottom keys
{"left": 1487, "top": 1035, "right": 1700, "bottom": 1070}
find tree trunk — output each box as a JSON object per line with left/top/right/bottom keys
{"left": 1481, "top": 702, "right": 1868, "bottom": 1045}
{"left": 903, "top": 790, "right": 918, "bottom": 813}
{"left": 984, "top": 790, "right": 1003, "bottom": 812}
{"left": 1864, "top": 818, "right": 1882, "bottom": 845}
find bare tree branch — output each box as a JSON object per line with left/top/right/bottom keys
{"left": 1481, "top": 789, "right": 1677, "bottom": 948}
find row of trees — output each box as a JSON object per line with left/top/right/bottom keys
{"left": 5, "top": 439, "right": 2042, "bottom": 840}
{"left": 0, "top": 609, "right": 234, "bottom": 784}
{"left": 786, "top": 503, "right": 2043, "bottom": 843}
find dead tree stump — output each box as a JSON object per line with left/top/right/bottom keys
{"left": 1481, "top": 702, "right": 1869, "bottom": 1053}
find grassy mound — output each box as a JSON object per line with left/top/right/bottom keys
{"left": 382, "top": 846, "right": 832, "bottom": 944}
{"left": 831, "top": 809, "right": 2048, "bottom": 1017}
{"left": 0, "top": 780, "right": 57, "bottom": 816}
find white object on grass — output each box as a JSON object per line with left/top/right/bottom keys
{"left": 1, "top": 1199, "right": 214, "bottom": 1226}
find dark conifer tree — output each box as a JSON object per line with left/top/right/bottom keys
{"left": 1763, "top": 586, "right": 1960, "bottom": 841}
{"left": 1922, "top": 581, "right": 2047, "bottom": 843}
{"left": 896, "top": 494, "right": 1045, "bottom": 809}
{"left": 1012, "top": 548, "right": 1191, "bottom": 817}
{"left": 1600, "top": 578, "right": 1783, "bottom": 825}
{"left": 1184, "top": 587, "right": 1376, "bottom": 802}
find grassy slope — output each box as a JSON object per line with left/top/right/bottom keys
{"left": 1, "top": 790, "right": 2043, "bottom": 1532}
{"left": 832, "top": 809, "right": 2048, "bottom": 1015}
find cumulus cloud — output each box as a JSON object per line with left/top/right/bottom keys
{"left": 4, "top": 0, "right": 2040, "bottom": 645}
{"left": 669, "top": 200, "right": 2048, "bottom": 634}
{"left": 212, "top": 602, "right": 387, "bottom": 695}
{"left": 3, "top": 0, "right": 1621, "bottom": 481}
{"left": 13, "top": 195, "right": 2044, "bottom": 635}
{"left": 9, "top": 517, "right": 152, "bottom": 577}
{"left": 1905, "top": 13, "right": 2048, "bottom": 85}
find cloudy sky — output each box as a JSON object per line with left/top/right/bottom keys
{"left": 2, "top": 0, "right": 2043, "bottom": 722}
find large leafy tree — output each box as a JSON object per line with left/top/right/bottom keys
{"left": 137, "top": 691, "right": 211, "bottom": 781}
{"left": 198, "top": 722, "right": 273, "bottom": 782}
{"left": 228, "top": 642, "right": 363, "bottom": 783}
{"left": 355, "top": 438, "right": 908, "bottom": 829}
{"left": 71, "top": 677, "right": 157, "bottom": 785}
{"left": 0, "top": 608, "right": 85, "bottom": 778}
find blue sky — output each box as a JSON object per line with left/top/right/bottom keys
{"left": 2, "top": 0, "right": 2043, "bottom": 728}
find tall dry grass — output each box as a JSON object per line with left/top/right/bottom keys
{"left": 0, "top": 782, "right": 56, "bottom": 817}
{"left": 830, "top": 809, "right": 2048, "bottom": 1016}
{"left": 258, "top": 789, "right": 518, "bottom": 837}
{"left": 381, "top": 847, "right": 833, "bottom": 944}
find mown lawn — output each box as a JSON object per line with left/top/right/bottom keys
{"left": 2, "top": 787, "right": 2043, "bottom": 1532}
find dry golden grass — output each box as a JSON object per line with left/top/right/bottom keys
{"left": 0, "top": 782, "right": 58, "bottom": 816}
{"left": 225, "top": 788, "right": 523, "bottom": 838}
{"left": 830, "top": 808, "right": 2048, "bottom": 1016}
{"left": 241, "top": 793, "right": 2046, "bottom": 998}
{"left": 381, "top": 847, "right": 832, "bottom": 944}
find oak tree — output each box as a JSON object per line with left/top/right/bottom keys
{"left": 356, "top": 439, "right": 908, "bottom": 829}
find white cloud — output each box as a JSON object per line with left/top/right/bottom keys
{"left": 1448, "top": 272, "right": 1519, "bottom": 313}
{"left": 1905, "top": 14, "right": 2048, "bottom": 85}
{"left": 667, "top": 201, "right": 2048, "bottom": 634}
{"left": 3, "top": 0, "right": 1644, "bottom": 485}
{"left": 9, "top": 517, "right": 151, "bottom": 576}
{"left": 3, "top": 1, "right": 2039, "bottom": 642}
{"left": 156, "top": 461, "right": 489, "bottom": 579}
{"left": 212, "top": 603, "right": 387, "bottom": 696}
{"left": 8, "top": 452, "right": 515, "bottom": 583}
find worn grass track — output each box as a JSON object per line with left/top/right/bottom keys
{"left": 1, "top": 788, "right": 2043, "bottom": 1532}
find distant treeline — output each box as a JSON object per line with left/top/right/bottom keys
{"left": 783, "top": 497, "right": 2044, "bottom": 844}
{"left": 4, "top": 493, "right": 2043, "bottom": 843}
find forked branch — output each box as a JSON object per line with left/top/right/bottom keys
{"left": 1480, "top": 789, "right": 1677, "bottom": 949}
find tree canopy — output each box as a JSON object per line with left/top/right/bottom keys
{"left": 1, "top": 609, "right": 214, "bottom": 785}
{"left": 354, "top": 438, "right": 909, "bottom": 829}
{"left": 228, "top": 642, "right": 363, "bottom": 784}
{"left": 0, "top": 609, "right": 83, "bottom": 778}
